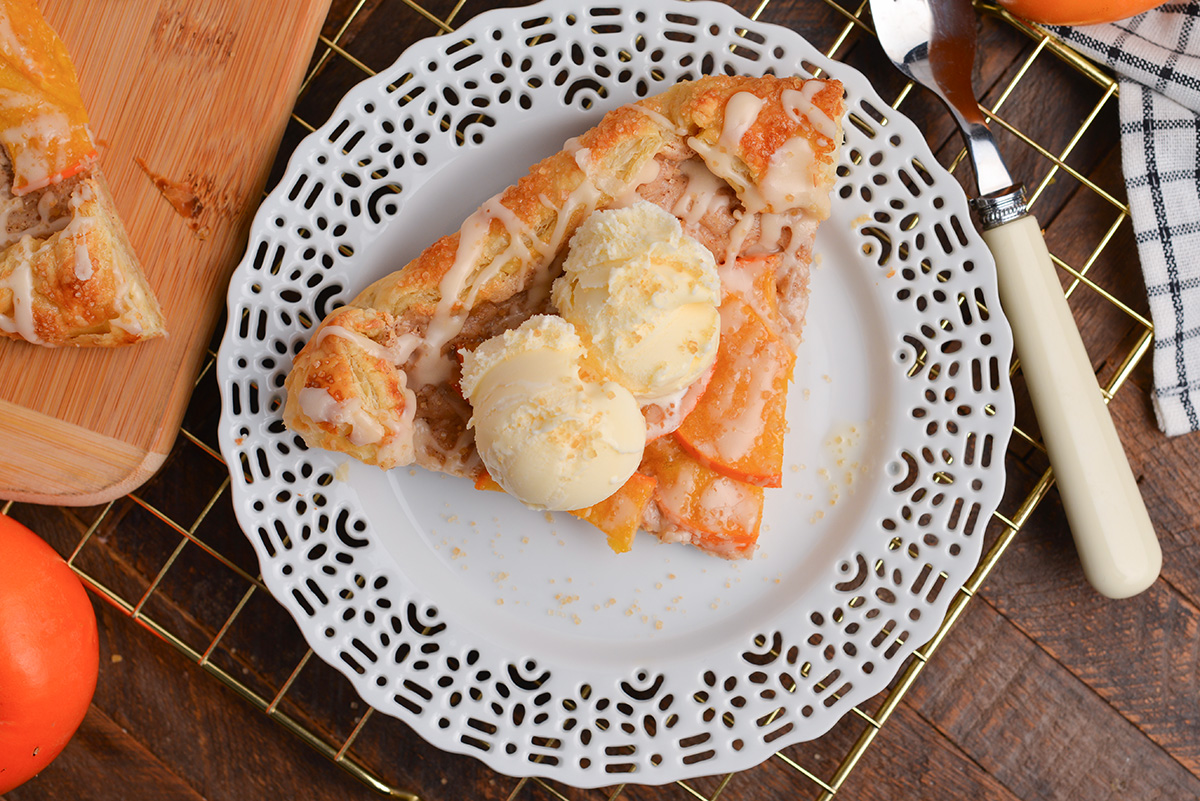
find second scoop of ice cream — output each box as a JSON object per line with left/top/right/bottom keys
{"left": 459, "top": 315, "right": 645, "bottom": 511}
{"left": 552, "top": 202, "right": 722, "bottom": 401}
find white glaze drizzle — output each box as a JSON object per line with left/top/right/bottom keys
{"left": 73, "top": 238, "right": 92, "bottom": 281}
{"left": 59, "top": 182, "right": 98, "bottom": 286}
{"left": 0, "top": 238, "right": 38, "bottom": 342}
{"left": 315, "top": 323, "right": 417, "bottom": 366}
{"left": 782, "top": 83, "right": 839, "bottom": 142}
{"left": 721, "top": 92, "right": 765, "bottom": 150}
{"left": 671, "top": 159, "right": 732, "bottom": 228}
{"left": 297, "top": 387, "right": 386, "bottom": 446}
{"left": 627, "top": 103, "right": 687, "bottom": 136}
{"left": 0, "top": 7, "right": 38, "bottom": 74}
{"left": 609, "top": 157, "right": 661, "bottom": 209}
{"left": 2, "top": 109, "right": 73, "bottom": 194}
{"left": 705, "top": 302, "right": 774, "bottom": 461}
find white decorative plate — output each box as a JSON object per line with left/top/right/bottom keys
{"left": 217, "top": 0, "right": 1014, "bottom": 786}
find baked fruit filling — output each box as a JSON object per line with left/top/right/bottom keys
{"left": 284, "top": 74, "right": 845, "bottom": 558}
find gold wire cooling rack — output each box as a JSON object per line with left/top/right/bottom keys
{"left": 2, "top": 0, "right": 1152, "bottom": 798}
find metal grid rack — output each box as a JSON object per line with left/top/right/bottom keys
{"left": 2, "top": 0, "right": 1149, "bottom": 798}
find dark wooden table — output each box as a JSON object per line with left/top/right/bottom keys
{"left": 5, "top": 1, "right": 1200, "bottom": 800}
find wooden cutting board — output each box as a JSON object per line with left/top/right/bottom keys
{"left": 0, "top": 0, "right": 331, "bottom": 505}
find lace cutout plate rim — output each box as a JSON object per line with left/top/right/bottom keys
{"left": 216, "top": 0, "right": 1015, "bottom": 787}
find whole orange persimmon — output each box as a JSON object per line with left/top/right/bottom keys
{"left": 997, "top": 0, "right": 1169, "bottom": 25}
{"left": 0, "top": 514, "right": 99, "bottom": 793}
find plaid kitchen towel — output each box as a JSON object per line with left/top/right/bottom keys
{"left": 1049, "top": 4, "right": 1200, "bottom": 436}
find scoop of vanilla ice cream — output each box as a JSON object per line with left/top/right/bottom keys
{"left": 460, "top": 315, "right": 645, "bottom": 511}
{"left": 552, "top": 202, "right": 722, "bottom": 401}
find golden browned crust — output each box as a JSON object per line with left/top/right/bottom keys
{"left": 666, "top": 76, "right": 843, "bottom": 206}
{"left": 280, "top": 305, "right": 415, "bottom": 467}
{"left": 0, "top": 165, "right": 165, "bottom": 347}
{"left": 284, "top": 74, "right": 844, "bottom": 471}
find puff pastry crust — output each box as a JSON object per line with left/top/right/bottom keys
{"left": 0, "top": 0, "right": 165, "bottom": 347}
{"left": 285, "top": 75, "right": 844, "bottom": 476}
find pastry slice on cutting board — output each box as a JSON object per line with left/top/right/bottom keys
{"left": 0, "top": 0, "right": 164, "bottom": 347}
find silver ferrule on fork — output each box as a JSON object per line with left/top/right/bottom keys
{"left": 970, "top": 183, "right": 1029, "bottom": 230}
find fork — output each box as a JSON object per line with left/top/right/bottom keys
{"left": 868, "top": 0, "right": 1161, "bottom": 598}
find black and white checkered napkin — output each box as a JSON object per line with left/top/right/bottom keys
{"left": 1049, "top": 4, "right": 1200, "bottom": 436}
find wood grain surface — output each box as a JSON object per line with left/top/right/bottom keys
{"left": 4, "top": 1, "right": 1200, "bottom": 801}
{"left": 0, "top": 0, "right": 330, "bottom": 506}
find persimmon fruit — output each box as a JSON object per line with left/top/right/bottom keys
{"left": 0, "top": 513, "right": 99, "bottom": 793}
{"left": 996, "top": 0, "right": 1168, "bottom": 25}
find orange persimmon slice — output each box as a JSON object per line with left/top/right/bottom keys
{"left": 0, "top": 0, "right": 97, "bottom": 194}
{"left": 674, "top": 297, "right": 795, "bottom": 488}
{"left": 569, "top": 472, "right": 657, "bottom": 554}
{"left": 721, "top": 254, "right": 785, "bottom": 333}
{"left": 641, "top": 436, "right": 763, "bottom": 557}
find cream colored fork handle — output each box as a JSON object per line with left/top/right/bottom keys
{"left": 982, "top": 214, "right": 1162, "bottom": 599}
